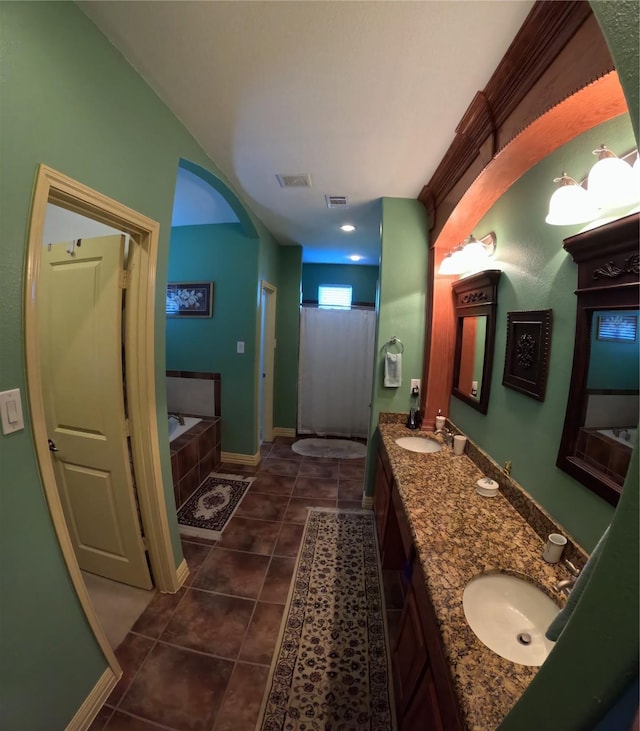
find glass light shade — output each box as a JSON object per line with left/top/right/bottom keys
{"left": 545, "top": 182, "right": 599, "bottom": 226}
{"left": 633, "top": 156, "right": 640, "bottom": 189}
{"left": 462, "top": 239, "right": 490, "bottom": 266}
{"left": 587, "top": 156, "right": 639, "bottom": 210}
{"left": 439, "top": 248, "right": 466, "bottom": 275}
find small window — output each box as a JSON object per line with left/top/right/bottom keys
{"left": 597, "top": 314, "right": 637, "bottom": 342}
{"left": 318, "top": 284, "right": 352, "bottom": 309}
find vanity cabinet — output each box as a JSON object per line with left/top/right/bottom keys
{"left": 374, "top": 445, "right": 463, "bottom": 731}
{"left": 373, "top": 450, "right": 404, "bottom": 570}
{"left": 403, "top": 560, "right": 463, "bottom": 731}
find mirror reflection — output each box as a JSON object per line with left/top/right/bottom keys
{"left": 456, "top": 316, "right": 487, "bottom": 402}
{"left": 558, "top": 210, "right": 639, "bottom": 505}
{"left": 451, "top": 269, "right": 501, "bottom": 415}
{"left": 575, "top": 309, "right": 639, "bottom": 488}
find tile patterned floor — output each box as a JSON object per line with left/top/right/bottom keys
{"left": 90, "top": 436, "right": 369, "bottom": 731}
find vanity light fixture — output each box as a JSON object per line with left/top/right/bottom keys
{"left": 587, "top": 145, "right": 639, "bottom": 211}
{"left": 340, "top": 224, "right": 356, "bottom": 232}
{"left": 545, "top": 173, "right": 599, "bottom": 226}
{"left": 438, "top": 232, "right": 496, "bottom": 276}
{"left": 545, "top": 146, "right": 640, "bottom": 226}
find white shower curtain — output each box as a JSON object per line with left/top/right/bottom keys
{"left": 297, "top": 307, "right": 376, "bottom": 438}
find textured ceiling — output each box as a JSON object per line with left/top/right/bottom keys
{"left": 79, "top": 0, "right": 535, "bottom": 264}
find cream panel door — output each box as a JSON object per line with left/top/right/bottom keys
{"left": 38, "top": 235, "right": 152, "bottom": 589}
{"left": 261, "top": 285, "right": 276, "bottom": 443}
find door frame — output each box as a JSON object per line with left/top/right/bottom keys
{"left": 24, "top": 165, "right": 181, "bottom": 677}
{"left": 258, "top": 281, "right": 277, "bottom": 444}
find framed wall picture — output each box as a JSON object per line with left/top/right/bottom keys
{"left": 166, "top": 282, "right": 213, "bottom": 318}
{"left": 502, "top": 309, "right": 552, "bottom": 401}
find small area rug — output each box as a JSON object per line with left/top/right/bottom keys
{"left": 177, "top": 473, "right": 253, "bottom": 540}
{"left": 291, "top": 438, "right": 367, "bottom": 459}
{"left": 257, "top": 508, "right": 396, "bottom": 731}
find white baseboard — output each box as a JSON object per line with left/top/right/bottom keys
{"left": 221, "top": 450, "right": 261, "bottom": 466}
{"left": 176, "top": 558, "right": 189, "bottom": 589}
{"left": 65, "top": 666, "right": 118, "bottom": 731}
{"left": 272, "top": 427, "right": 296, "bottom": 438}
{"left": 361, "top": 495, "right": 373, "bottom": 510}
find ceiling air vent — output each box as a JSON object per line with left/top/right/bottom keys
{"left": 276, "top": 173, "right": 312, "bottom": 188}
{"left": 325, "top": 195, "right": 349, "bottom": 208}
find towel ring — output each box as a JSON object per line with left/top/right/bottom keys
{"left": 383, "top": 336, "right": 404, "bottom": 354}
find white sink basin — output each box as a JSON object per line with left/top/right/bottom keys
{"left": 462, "top": 573, "right": 559, "bottom": 666}
{"left": 395, "top": 436, "right": 442, "bottom": 453}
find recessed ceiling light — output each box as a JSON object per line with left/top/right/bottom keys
{"left": 340, "top": 224, "right": 356, "bottom": 232}
{"left": 348, "top": 254, "right": 363, "bottom": 262}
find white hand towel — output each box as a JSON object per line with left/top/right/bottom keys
{"left": 384, "top": 352, "right": 402, "bottom": 388}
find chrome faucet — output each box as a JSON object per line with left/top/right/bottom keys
{"left": 554, "top": 577, "right": 577, "bottom": 596}
{"left": 436, "top": 427, "right": 454, "bottom": 448}
{"left": 168, "top": 412, "right": 185, "bottom": 425}
{"left": 554, "top": 559, "right": 581, "bottom": 596}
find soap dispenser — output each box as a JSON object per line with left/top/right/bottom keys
{"left": 407, "top": 387, "right": 421, "bottom": 430}
{"left": 406, "top": 408, "right": 421, "bottom": 430}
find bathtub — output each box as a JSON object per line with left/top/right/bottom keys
{"left": 597, "top": 427, "right": 636, "bottom": 448}
{"left": 169, "top": 416, "right": 202, "bottom": 442}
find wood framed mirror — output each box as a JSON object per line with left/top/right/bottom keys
{"left": 558, "top": 212, "right": 639, "bottom": 506}
{"left": 451, "top": 270, "right": 502, "bottom": 414}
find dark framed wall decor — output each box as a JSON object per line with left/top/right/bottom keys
{"left": 166, "top": 282, "right": 213, "bottom": 318}
{"left": 502, "top": 309, "right": 552, "bottom": 401}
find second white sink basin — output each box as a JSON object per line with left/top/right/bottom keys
{"left": 462, "top": 573, "right": 559, "bottom": 666}
{"left": 395, "top": 436, "right": 442, "bottom": 453}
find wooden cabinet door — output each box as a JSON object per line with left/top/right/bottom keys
{"left": 402, "top": 667, "right": 445, "bottom": 731}
{"left": 394, "top": 583, "right": 428, "bottom": 715}
{"left": 373, "top": 453, "right": 390, "bottom": 550}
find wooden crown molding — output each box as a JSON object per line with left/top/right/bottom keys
{"left": 418, "top": 0, "right": 612, "bottom": 234}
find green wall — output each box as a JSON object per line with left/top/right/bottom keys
{"left": 365, "top": 198, "right": 429, "bottom": 496}
{"left": 449, "top": 114, "right": 637, "bottom": 551}
{"left": 274, "top": 246, "right": 303, "bottom": 431}
{"left": 500, "top": 3, "right": 639, "bottom": 728}
{"left": 302, "top": 263, "right": 379, "bottom": 305}
{"left": 0, "top": 3, "right": 281, "bottom": 727}
{"left": 166, "top": 224, "right": 259, "bottom": 455}
{"left": 500, "top": 435, "right": 639, "bottom": 731}
{"left": 166, "top": 220, "right": 297, "bottom": 453}
{"left": 588, "top": 311, "right": 639, "bottom": 390}
{"left": 593, "top": 1, "right": 640, "bottom": 141}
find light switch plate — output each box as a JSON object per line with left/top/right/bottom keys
{"left": 237, "top": 341, "right": 245, "bottom": 354}
{"left": 0, "top": 388, "right": 25, "bottom": 434}
{"left": 410, "top": 379, "right": 421, "bottom": 396}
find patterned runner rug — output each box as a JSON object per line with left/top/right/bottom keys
{"left": 257, "top": 508, "right": 396, "bottom": 730}
{"left": 177, "top": 473, "right": 253, "bottom": 540}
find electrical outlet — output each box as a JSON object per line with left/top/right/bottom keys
{"left": 410, "top": 379, "right": 421, "bottom": 397}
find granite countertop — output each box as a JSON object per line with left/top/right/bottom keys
{"left": 378, "top": 422, "right": 575, "bottom": 731}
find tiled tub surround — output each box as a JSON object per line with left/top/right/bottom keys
{"left": 166, "top": 370, "right": 221, "bottom": 419}
{"left": 170, "top": 418, "right": 222, "bottom": 508}
{"left": 377, "top": 419, "right": 588, "bottom": 731}
{"left": 167, "top": 370, "right": 223, "bottom": 508}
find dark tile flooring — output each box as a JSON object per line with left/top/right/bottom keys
{"left": 89, "top": 436, "right": 381, "bottom": 731}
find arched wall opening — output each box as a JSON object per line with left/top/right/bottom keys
{"left": 423, "top": 71, "right": 629, "bottom": 427}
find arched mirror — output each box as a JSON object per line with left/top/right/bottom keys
{"left": 451, "top": 270, "right": 502, "bottom": 414}
{"left": 558, "top": 212, "right": 639, "bottom": 506}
